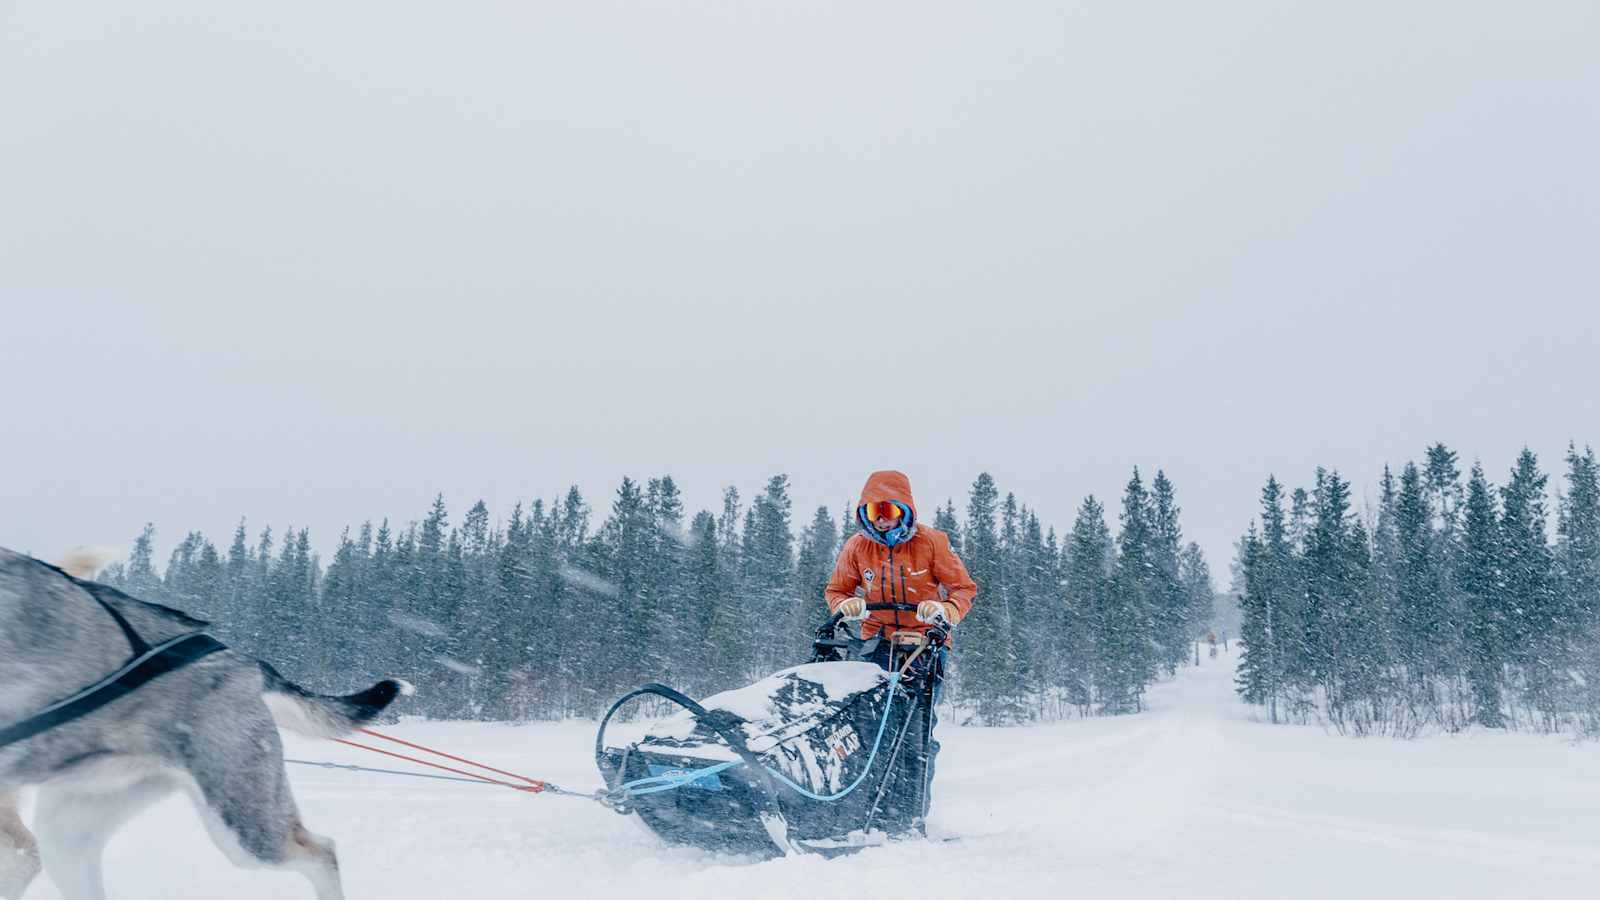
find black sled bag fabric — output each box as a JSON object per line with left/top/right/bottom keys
{"left": 597, "top": 661, "right": 928, "bottom": 856}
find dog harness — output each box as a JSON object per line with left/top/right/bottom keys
{"left": 0, "top": 588, "right": 227, "bottom": 750}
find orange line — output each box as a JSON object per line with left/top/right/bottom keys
{"left": 332, "top": 738, "right": 544, "bottom": 793}
{"left": 354, "top": 728, "right": 547, "bottom": 789}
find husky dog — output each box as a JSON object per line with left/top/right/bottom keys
{"left": 0, "top": 547, "right": 406, "bottom": 900}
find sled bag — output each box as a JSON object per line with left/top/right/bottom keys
{"left": 596, "top": 661, "right": 930, "bottom": 857}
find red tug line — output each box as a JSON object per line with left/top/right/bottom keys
{"left": 331, "top": 728, "right": 549, "bottom": 794}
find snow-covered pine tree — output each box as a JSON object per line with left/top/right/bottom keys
{"left": 409, "top": 496, "right": 454, "bottom": 707}
{"left": 598, "top": 477, "right": 653, "bottom": 701}
{"left": 1179, "top": 542, "right": 1215, "bottom": 651}
{"left": 686, "top": 509, "right": 728, "bottom": 697}
{"left": 1394, "top": 462, "right": 1444, "bottom": 694}
{"left": 1236, "top": 478, "right": 1292, "bottom": 721}
{"left": 1501, "top": 449, "right": 1559, "bottom": 727}
{"left": 1369, "top": 467, "right": 1401, "bottom": 669}
{"left": 1149, "top": 471, "right": 1188, "bottom": 674}
{"left": 1098, "top": 469, "right": 1155, "bottom": 715}
{"left": 1460, "top": 464, "right": 1506, "bottom": 728}
{"left": 960, "top": 473, "right": 1005, "bottom": 722}
{"left": 1015, "top": 508, "right": 1049, "bottom": 713}
{"left": 1558, "top": 445, "right": 1600, "bottom": 730}
{"left": 1062, "top": 496, "right": 1111, "bottom": 715}
{"left": 998, "top": 495, "right": 1022, "bottom": 690}
{"left": 1424, "top": 445, "right": 1468, "bottom": 711}
{"left": 319, "top": 527, "right": 362, "bottom": 682}
{"left": 476, "top": 504, "right": 533, "bottom": 720}
{"left": 793, "top": 506, "right": 839, "bottom": 649}
{"left": 933, "top": 499, "right": 961, "bottom": 550}
{"left": 125, "top": 523, "right": 160, "bottom": 597}
{"left": 1301, "top": 470, "right": 1377, "bottom": 729}
{"left": 522, "top": 500, "right": 567, "bottom": 717}
{"left": 225, "top": 519, "right": 251, "bottom": 625}
{"left": 746, "top": 475, "right": 796, "bottom": 675}
{"left": 644, "top": 476, "right": 689, "bottom": 689}
{"left": 1298, "top": 470, "right": 1336, "bottom": 686}
{"left": 991, "top": 493, "right": 1029, "bottom": 719}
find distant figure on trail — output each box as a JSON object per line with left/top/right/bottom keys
{"left": 823, "top": 469, "right": 977, "bottom": 819}
{"left": 1207, "top": 630, "right": 1219, "bottom": 659}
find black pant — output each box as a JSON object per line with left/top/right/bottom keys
{"left": 863, "top": 640, "right": 946, "bottom": 821}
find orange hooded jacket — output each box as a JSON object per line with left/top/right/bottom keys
{"left": 824, "top": 470, "right": 977, "bottom": 640}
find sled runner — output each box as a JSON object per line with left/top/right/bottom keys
{"left": 594, "top": 603, "right": 946, "bottom": 858}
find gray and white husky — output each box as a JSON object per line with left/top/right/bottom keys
{"left": 0, "top": 547, "right": 406, "bottom": 900}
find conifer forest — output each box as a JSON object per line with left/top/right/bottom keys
{"left": 96, "top": 470, "right": 1216, "bottom": 726}
{"left": 98, "top": 442, "right": 1600, "bottom": 738}
{"left": 1235, "top": 443, "right": 1600, "bottom": 735}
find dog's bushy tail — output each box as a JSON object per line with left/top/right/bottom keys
{"left": 259, "top": 663, "right": 414, "bottom": 738}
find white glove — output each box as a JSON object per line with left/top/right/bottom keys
{"left": 916, "top": 600, "right": 951, "bottom": 624}
{"left": 837, "top": 597, "right": 867, "bottom": 620}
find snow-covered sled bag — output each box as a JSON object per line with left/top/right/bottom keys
{"left": 595, "top": 658, "right": 936, "bottom": 858}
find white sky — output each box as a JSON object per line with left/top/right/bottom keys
{"left": 3, "top": 1, "right": 1597, "bottom": 578}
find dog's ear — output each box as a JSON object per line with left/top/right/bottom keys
{"left": 56, "top": 547, "right": 119, "bottom": 581}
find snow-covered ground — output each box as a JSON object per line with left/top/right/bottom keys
{"left": 19, "top": 648, "right": 1600, "bottom": 899}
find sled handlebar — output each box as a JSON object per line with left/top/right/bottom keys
{"left": 819, "top": 602, "right": 916, "bottom": 630}
{"left": 812, "top": 603, "right": 950, "bottom": 663}
{"left": 817, "top": 602, "right": 949, "bottom": 632}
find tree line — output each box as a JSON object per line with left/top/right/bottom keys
{"left": 99, "top": 469, "right": 1216, "bottom": 724}
{"left": 1235, "top": 443, "right": 1600, "bottom": 735}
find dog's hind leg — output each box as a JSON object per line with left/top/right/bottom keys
{"left": 34, "top": 773, "right": 175, "bottom": 900}
{"left": 180, "top": 728, "right": 345, "bottom": 900}
{"left": 0, "top": 791, "right": 41, "bottom": 900}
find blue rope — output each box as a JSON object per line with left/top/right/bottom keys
{"left": 621, "top": 760, "right": 741, "bottom": 795}
{"left": 619, "top": 672, "right": 903, "bottom": 803}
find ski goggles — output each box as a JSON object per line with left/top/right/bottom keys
{"left": 863, "top": 501, "right": 904, "bottom": 522}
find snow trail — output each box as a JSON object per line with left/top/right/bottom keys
{"left": 19, "top": 647, "right": 1600, "bottom": 899}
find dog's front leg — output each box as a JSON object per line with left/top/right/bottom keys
{"left": 35, "top": 773, "right": 175, "bottom": 900}
{"left": 0, "top": 791, "right": 41, "bottom": 900}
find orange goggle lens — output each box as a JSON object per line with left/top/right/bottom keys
{"left": 864, "top": 501, "right": 903, "bottom": 522}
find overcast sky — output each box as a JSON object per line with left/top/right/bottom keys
{"left": 3, "top": 1, "right": 1597, "bottom": 582}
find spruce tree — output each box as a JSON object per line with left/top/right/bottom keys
{"left": 961, "top": 473, "right": 1005, "bottom": 721}
{"left": 645, "top": 476, "right": 690, "bottom": 686}
{"left": 747, "top": 475, "right": 796, "bottom": 673}
{"left": 1236, "top": 525, "right": 1267, "bottom": 701}
{"left": 1179, "top": 542, "right": 1215, "bottom": 647}
{"left": 1062, "top": 496, "right": 1111, "bottom": 714}
{"left": 1394, "top": 462, "right": 1443, "bottom": 688}
{"left": 1099, "top": 469, "right": 1155, "bottom": 714}
{"left": 933, "top": 499, "right": 961, "bottom": 547}
{"left": 1369, "top": 467, "right": 1401, "bottom": 667}
{"left": 1460, "top": 464, "right": 1505, "bottom": 727}
{"left": 686, "top": 510, "right": 727, "bottom": 696}
{"left": 1558, "top": 445, "right": 1600, "bottom": 727}
{"left": 599, "top": 477, "right": 654, "bottom": 695}
{"left": 126, "top": 523, "right": 160, "bottom": 597}
{"left": 794, "top": 506, "right": 839, "bottom": 630}
{"left": 1501, "top": 449, "right": 1558, "bottom": 724}
{"left": 1149, "top": 471, "right": 1188, "bottom": 674}
{"left": 1236, "top": 478, "right": 1293, "bottom": 720}
{"left": 1301, "top": 470, "right": 1374, "bottom": 724}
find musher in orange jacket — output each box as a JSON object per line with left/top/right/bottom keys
{"left": 825, "top": 470, "right": 977, "bottom": 634}
{"left": 822, "top": 470, "right": 976, "bottom": 821}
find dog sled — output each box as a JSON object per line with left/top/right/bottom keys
{"left": 594, "top": 603, "right": 947, "bottom": 858}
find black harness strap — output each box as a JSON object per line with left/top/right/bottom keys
{"left": 89, "top": 592, "right": 153, "bottom": 656}
{"left": 0, "top": 626, "right": 226, "bottom": 751}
